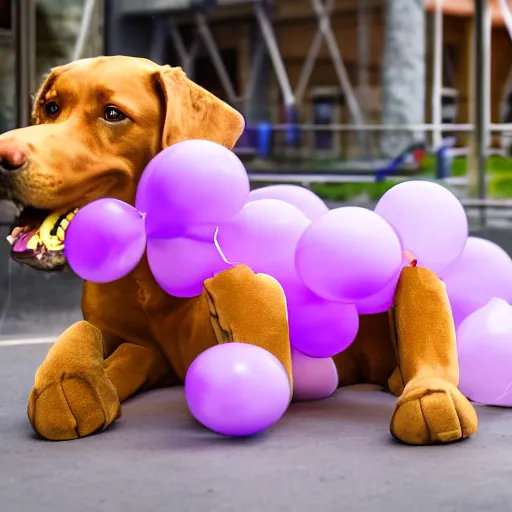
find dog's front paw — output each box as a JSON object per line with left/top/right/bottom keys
{"left": 390, "top": 377, "right": 478, "bottom": 445}
{"left": 28, "top": 370, "right": 120, "bottom": 441}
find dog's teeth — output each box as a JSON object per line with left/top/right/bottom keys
{"left": 6, "top": 235, "right": 15, "bottom": 246}
{"left": 61, "top": 218, "right": 69, "bottom": 229}
{"left": 26, "top": 234, "right": 40, "bottom": 251}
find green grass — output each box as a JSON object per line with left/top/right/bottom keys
{"left": 318, "top": 155, "right": 512, "bottom": 201}
{"left": 309, "top": 181, "right": 400, "bottom": 202}
{"left": 252, "top": 154, "right": 512, "bottom": 202}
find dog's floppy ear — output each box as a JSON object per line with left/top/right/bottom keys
{"left": 31, "top": 65, "right": 68, "bottom": 125}
{"left": 153, "top": 65, "right": 245, "bottom": 150}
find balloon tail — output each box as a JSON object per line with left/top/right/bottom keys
{"left": 404, "top": 250, "right": 417, "bottom": 267}
{"left": 214, "top": 227, "right": 238, "bottom": 266}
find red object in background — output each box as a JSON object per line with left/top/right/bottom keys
{"left": 413, "top": 148, "right": 425, "bottom": 166}
{"left": 0, "top": 0, "right": 11, "bottom": 30}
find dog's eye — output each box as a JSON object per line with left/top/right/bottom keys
{"left": 104, "top": 106, "right": 126, "bottom": 122}
{"left": 45, "top": 102, "right": 60, "bottom": 118}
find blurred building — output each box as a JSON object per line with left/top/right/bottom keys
{"left": 2, "top": 1, "right": 512, "bottom": 155}
{"left": 107, "top": 0, "right": 512, "bottom": 156}
{"left": 0, "top": 0, "right": 103, "bottom": 132}
{"left": 424, "top": 0, "right": 512, "bottom": 130}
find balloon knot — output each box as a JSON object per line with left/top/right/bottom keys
{"left": 404, "top": 250, "right": 417, "bottom": 267}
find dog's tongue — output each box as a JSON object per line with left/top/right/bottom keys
{"left": 12, "top": 229, "right": 37, "bottom": 253}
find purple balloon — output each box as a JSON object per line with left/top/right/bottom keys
{"left": 136, "top": 140, "right": 249, "bottom": 238}
{"left": 451, "top": 301, "right": 467, "bottom": 332}
{"left": 65, "top": 199, "right": 146, "bottom": 283}
{"left": 248, "top": 185, "right": 329, "bottom": 220}
{"left": 374, "top": 180, "right": 468, "bottom": 274}
{"left": 216, "top": 199, "right": 310, "bottom": 288}
{"left": 147, "top": 235, "right": 230, "bottom": 298}
{"left": 185, "top": 343, "right": 291, "bottom": 437}
{"left": 353, "top": 272, "right": 400, "bottom": 315}
{"left": 457, "top": 298, "right": 512, "bottom": 405}
{"left": 184, "top": 223, "right": 218, "bottom": 243}
{"left": 490, "top": 385, "right": 512, "bottom": 407}
{"left": 291, "top": 348, "right": 339, "bottom": 402}
{"left": 287, "top": 282, "right": 359, "bottom": 358}
{"left": 296, "top": 207, "right": 403, "bottom": 302}
{"left": 441, "top": 237, "right": 512, "bottom": 323}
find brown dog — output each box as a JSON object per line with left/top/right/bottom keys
{"left": 0, "top": 56, "right": 478, "bottom": 444}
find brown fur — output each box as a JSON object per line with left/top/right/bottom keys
{"left": 1, "top": 57, "right": 477, "bottom": 444}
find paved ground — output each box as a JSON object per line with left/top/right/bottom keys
{"left": 3, "top": 200, "right": 512, "bottom": 511}
{"left": 2, "top": 342, "right": 512, "bottom": 512}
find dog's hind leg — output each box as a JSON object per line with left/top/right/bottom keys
{"left": 104, "top": 343, "right": 171, "bottom": 402}
{"left": 388, "top": 267, "right": 478, "bottom": 445}
{"left": 332, "top": 312, "right": 397, "bottom": 390}
{"left": 27, "top": 321, "right": 169, "bottom": 441}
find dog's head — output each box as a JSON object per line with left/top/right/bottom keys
{"left": 0, "top": 56, "right": 244, "bottom": 271}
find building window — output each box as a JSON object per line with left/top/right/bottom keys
{"left": 193, "top": 48, "right": 239, "bottom": 105}
{"left": 310, "top": 86, "right": 341, "bottom": 156}
{"left": 443, "top": 44, "right": 458, "bottom": 89}
{"left": 313, "top": 99, "right": 336, "bottom": 151}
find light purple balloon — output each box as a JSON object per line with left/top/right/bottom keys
{"left": 248, "top": 184, "right": 329, "bottom": 220}
{"left": 451, "top": 301, "right": 467, "bottom": 332}
{"left": 353, "top": 255, "right": 413, "bottom": 315}
{"left": 65, "top": 198, "right": 146, "bottom": 283}
{"left": 374, "top": 180, "right": 468, "bottom": 274}
{"left": 291, "top": 348, "right": 339, "bottom": 402}
{"left": 441, "top": 237, "right": 512, "bottom": 323}
{"left": 287, "top": 282, "right": 359, "bottom": 358}
{"left": 216, "top": 199, "right": 310, "bottom": 287}
{"left": 147, "top": 235, "right": 230, "bottom": 298}
{"left": 353, "top": 272, "right": 400, "bottom": 315}
{"left": 295, "top": 207, "right": 403, "bottom": 302}
{"left": 457, "top": 298, "right": 512, "bottom": 405}
{"left": 185, "top": 343, "right": 291, "bottom": 437}
{"left": 184, "top": 223, "right": 218, "bottom": 243}
{"left": 136, "top": 140, "right": 250, "bottom": 238}
{"left": 490, "top": 384, "right": 512, "bottom": 407}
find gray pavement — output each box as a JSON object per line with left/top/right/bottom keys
{"left": 2, "top": 343, "right": 512, "bottom": 512}
{"left": 3, "top": 200, "right": 512, "bottom": 511}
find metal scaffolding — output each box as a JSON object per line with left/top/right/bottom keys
{"left": 7, "top": 0, "right": 494, "bottom": 189}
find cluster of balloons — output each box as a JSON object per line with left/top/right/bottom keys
{"left": 66, "top": 139, "right": 248, "bottom": 296}
{"left": 65, "top": 139, "right": 512, "bottom": 435}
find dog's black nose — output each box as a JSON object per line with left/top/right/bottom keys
{"left": 0, "top": 159, "right": 24, "bottom": 173}
{"left": 0, "top": 138, "right": 28, "bottom": 173}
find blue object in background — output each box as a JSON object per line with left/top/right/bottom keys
{"left": 257, "top": 122, "right": 273, "bottom": 158}
{"left": 285, "top": 105, "right": 300, "bottom": 147}
{"left": 436, "top": 146, "right": 451, "bottom": 179}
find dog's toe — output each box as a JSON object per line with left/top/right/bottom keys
{"left": 390, "top": 378, "right": 478, "bottom": 445}
{"left": 28, "top": 374, "right": 120, "bottom": 441}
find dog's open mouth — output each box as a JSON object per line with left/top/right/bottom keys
{"left": 6, "top": 205, "right": 79, "bottom": 271}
